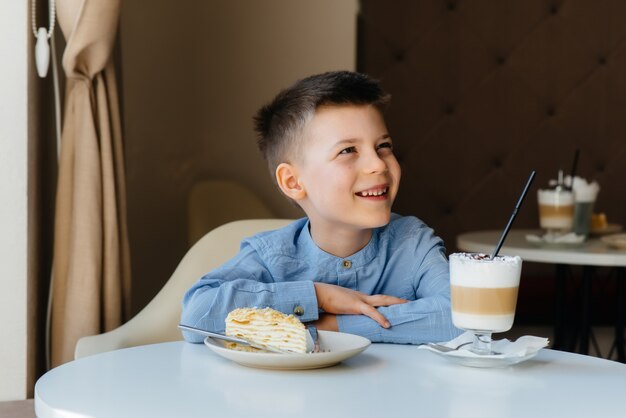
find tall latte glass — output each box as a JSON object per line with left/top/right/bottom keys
{"left": 449, "top": 253, "right": 522, "bottom": 355}
{"left": 537, "top": 188, "right": 574, "bottom": 234}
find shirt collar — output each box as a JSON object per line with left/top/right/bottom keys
{"left": 298, "top": 219, "right": 381, "bottom": 269}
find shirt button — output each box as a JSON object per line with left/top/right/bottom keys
{"left": 293, "top": 305, "right": 305, "bottom": 316}
{"left": 342, "top": 260, "right": 352, "bottom": 269}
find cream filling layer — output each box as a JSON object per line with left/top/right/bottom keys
{"left": 225, "top": 319, "right": 307, "bottom": 353}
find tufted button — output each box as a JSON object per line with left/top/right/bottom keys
{"left": 598, "top": 56, "right": 607, "bottom": 65}
{"left": 293, "top": 305, "right": 305, "bottom": 316}
{"left": 445, "top": 104, "right": 455, "bottom": 115}
{"left": 496, "top": 55, "right": 507, "bottom": 65}
{"left": 550, "top": 4, "right": 558, "bottom": 14}
{"left": 546, "top": 106, "right": 556, "bottom": 117}
{"left": 448, "top": 2, "right": 456, "bottom": 11}
{"left": 493, "top": 158, "right": 503, "bottom": 168}
{"left": 395, "top": 51, "right": 405, "bottom": 62}
{"left": 342, "top": 260, "right": 352, "bottom": 269}
{"left": 596, "top": 162, "right": 606, "bottom": 172}
{"left": 443, "top": 206, "right": 454, "bottom": 215}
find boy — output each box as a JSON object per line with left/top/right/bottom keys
{"left": 181, "top": 71, "right": 460, "bottom": 344}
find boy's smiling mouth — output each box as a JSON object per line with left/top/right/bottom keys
{"left": 355, "top": 185, "right": 389, "bottom": 199}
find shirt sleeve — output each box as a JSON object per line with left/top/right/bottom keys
{"left": 180, "top": 240, "right": 319, "bottom": 343}
{"left": 336, "top": 225, "right": 463, "bottom": 344}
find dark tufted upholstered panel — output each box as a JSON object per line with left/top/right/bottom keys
{"left": 358, "top": 0, "right": 626, "bottom": 323}
{"left": 359, "top": 0, "right": 626, "bottom": 252}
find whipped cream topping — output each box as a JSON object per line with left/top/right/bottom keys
{"left": 548, "top": 175, "right": 601, "bottom": 202}
{"left": 537, "top": 189, "right": 575, "bottom": 205}
{"left": 450, "top": 252, "right": 521, "bottom": 265}
{"left": 450, "top": 253, "right": 522, "bottom": 287}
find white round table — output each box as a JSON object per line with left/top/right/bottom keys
{"left": 457, "top": 229, "right": 626, "bottom": 359}
{"left": 35, "top": 341, "right": 626, "bottom": 418}
{"left": 457, "top": 229, "right": 626, "bottom": 267}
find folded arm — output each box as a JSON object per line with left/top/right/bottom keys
{"left": 312, "top": 282, "right": 408, "bottom": 329}
{"left": 180, "top": 243, "right": 318, "bottom": 343}
{"left": 335, "top": 245, "right": 462, "bottom": 344}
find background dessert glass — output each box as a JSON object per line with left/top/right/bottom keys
{"left": 537, "top": 188, "right": 574, "bottom": 234}
{"left": 569, "top": 176, "right": 600, "bottom": 237}
{"left": 573, "top": 198, "right": 595, "bottom": 236}
{"left": 449, "top": 253, "right": 522, "bottom": 355}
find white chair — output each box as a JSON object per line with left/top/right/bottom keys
{"left": 74, "top": 218, "right": 293, "bottom": 359}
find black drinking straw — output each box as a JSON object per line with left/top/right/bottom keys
{"left": 567, "top": 148, "right": 580, "bottom": 191}
{"left": 491, "top": 170, "right": 536, "bottom": 259}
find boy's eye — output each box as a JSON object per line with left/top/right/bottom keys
{"left": 377, "top": 141, "right": 393, "bottom": 150}
{"left": 339, "top": 146, "right": 357, "bottom": 154}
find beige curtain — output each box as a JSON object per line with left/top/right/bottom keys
{"left": 51, "top": 0, "right": 131, "bottom": 367}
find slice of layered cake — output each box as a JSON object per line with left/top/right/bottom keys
{"left": 225, "top": 307, "right": 307, "bottom": 353}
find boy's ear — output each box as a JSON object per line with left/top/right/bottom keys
{"left": 275, "top": 163, "right": 306, "bottom": 201}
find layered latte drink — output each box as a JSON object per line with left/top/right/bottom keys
{"left": 537, "top": 188, "right": 574, "bottom": 232}
{"left": 449, "top": 253, "right": 522, "bottom": 333}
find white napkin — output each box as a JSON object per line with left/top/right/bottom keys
{"left": 422, "top": 331, "right": 549, "bottom": 358}
{"left": 526, "top": 232, "right": 585, "bottom": 244}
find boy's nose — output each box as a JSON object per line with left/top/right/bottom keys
{"left": 362, "top": 150, "right": 388, "bottom": 173}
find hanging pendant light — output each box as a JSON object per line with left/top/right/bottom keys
{"left": 36, "top": 27, "right": 50, "bottom": 77}
{"left": 32, "top": 0, "right": 56, "bottom": 78}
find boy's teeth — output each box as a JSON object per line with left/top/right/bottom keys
{"left": 358, "top": 188, "right": 387, "bottom": 196}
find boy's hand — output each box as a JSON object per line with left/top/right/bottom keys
{"left": 313, "top": 282, "right": 408, "bottom": 328}
{"left": 312, "top": 313, "right": 338, "bottom": 331}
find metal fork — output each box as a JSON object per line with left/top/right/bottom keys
{"left": 180, "top": 323, "right": 321, "bottom": 354}
{"left": 178, "top": 323, "right": 291, "bottom": 354}
{"left": 307, "top": 326, "right": 325, "bottom": 353}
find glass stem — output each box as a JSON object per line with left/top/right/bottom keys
{"left": 471, "top": 332, "right": 492, "bottom": 355}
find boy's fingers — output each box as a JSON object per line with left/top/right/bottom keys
{"left": 365, "top": 294, "right": 409, "bottom": 307}
{"left": 360, "top": 304, "right": 391, "bottom": 328}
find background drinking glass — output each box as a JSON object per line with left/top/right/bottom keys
{"left": 573, "top": 200, "right": 595, "bottom": 236}
{"left": 568, "top": 176, "right": 600, "bottom": 237}
{"left": 537, "top": 188, "right": 574, "bottom": 234}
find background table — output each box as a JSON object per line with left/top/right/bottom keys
{"left": 457, "top": 229, "right": 626, "bottom": 267}
{"left": 457, "top": 229, "right": 626, "bottom": 360}
{"left": 36, "top": 341, "right": 626, "bottom": 418}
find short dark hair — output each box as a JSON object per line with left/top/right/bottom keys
{"left": 253, "top": 71, "right": 390, "bottom": 179}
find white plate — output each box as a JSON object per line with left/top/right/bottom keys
{"left": 422, "top": 347, "right": 539, "bottom": 368}
{"left": 525, "top": 233, "right": 585, "bottom": 247}
{"left": 601, "top": 233, "right": 626, "bottom": 250}
{"left": 590, "top": 223, "right": 623, "bottom": 236}
{"left": 203, "top": 330, "right": 371, "bottom": 370}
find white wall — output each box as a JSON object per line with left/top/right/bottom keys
{"left": 0, "top": 0, "right": 29, "bottom": 401}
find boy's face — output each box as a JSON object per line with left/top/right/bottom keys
{"left": 291, "top": 104, "right": 401, "bottom": 232}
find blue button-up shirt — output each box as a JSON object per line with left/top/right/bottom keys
{"left": 181, "top": 214, "right": 461, "bottom": 344}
